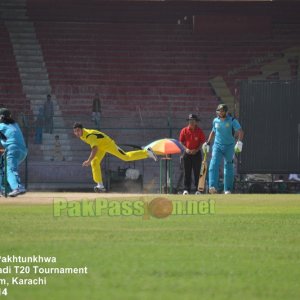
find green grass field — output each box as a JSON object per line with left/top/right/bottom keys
{"left": 0, "top": 194, "right": 300, "bottom": 300}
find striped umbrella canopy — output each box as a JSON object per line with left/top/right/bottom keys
{"left": 146, "top": 138, "right": 184, "bottom": 156}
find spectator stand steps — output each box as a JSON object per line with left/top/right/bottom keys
{"left": 1, "top": 0, "right": 73, "bottom": 162}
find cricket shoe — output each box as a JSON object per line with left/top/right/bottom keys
{"left": 183, "top": 190, "right": 189, "bottom": 195}
{"left": 224, "top": 191, "right": 231, "bottom": 194}
{"left": 94, "top": 185, "right": 106, "bottom": 193}
{"left": 195, "top": 191, "right": 202, "bottom": 195}
{"left": 146, "top": 147, "right": 158, "bottom": 162}
{"left": 8, "top": 187, "right": 26, "bottom": 197}
{"left": 209, "top": 187, "right": 218, "bottom": 194}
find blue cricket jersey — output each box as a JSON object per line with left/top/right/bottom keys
{"left": 212, "top": 115, "right": 241, "bottom": 145}
{"left": 0, "top": 123, "right": 27, "bottom": 151}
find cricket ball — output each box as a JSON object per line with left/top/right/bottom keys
{"left": 148, "top": 197, "right": 173, "bottom": 219}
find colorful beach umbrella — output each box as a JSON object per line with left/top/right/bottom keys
{"left": 145, "top": 138, "right": 184, "bottom": 156}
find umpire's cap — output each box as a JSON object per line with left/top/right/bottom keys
{"left": 0, "top": 108, "right": 11, "bottom": 118}
{"left": 186, "top": 114, "right": 200, "bottom": 121}
{"left": 216, "top": 104, "right": 228, "bottom": 112}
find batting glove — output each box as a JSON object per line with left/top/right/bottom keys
{"left": 234, "top": 141, "right": 243, "bottom": 153}
{"left": 202, "top": 142, "right": 210, "bottom": 154}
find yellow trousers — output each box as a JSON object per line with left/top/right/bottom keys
{"left": 91, "top": 140, "right": 148, "bottom": 183}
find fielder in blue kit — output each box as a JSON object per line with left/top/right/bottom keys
{"left": 202, "top": 104, "right": 244, "bottom": 194}
{"left": 0, "top": 108, "right": 27, "bottom": 197}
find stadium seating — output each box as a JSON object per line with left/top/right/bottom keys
{"left": 32, "top": 20, "right": 300, "bottom": 123}
{"left": 33, "top": 22, "right": 218, "bottom": 120}
{"left": 0, "top": 22, "right": 29, "bottom": 117}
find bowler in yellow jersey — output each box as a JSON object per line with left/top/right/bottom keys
{"left": 73, "top": 122, "right": 157, "bottom": 192}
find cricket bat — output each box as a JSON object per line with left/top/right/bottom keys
{"left": 197, "top": 152, "right": 207, "bottom": 192}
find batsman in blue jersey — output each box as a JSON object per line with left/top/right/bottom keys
{"left": 202, "top": 104, "right": 244, "bottom": 194}
{"left": 0, "top": 108, "right": 27, "bottom": 197}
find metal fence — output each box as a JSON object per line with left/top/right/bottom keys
{"left": 18, "top": 114, "right": 212, "bottom": 192}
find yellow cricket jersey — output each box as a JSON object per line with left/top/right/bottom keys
{"left": 80, "top": 128, "right": 113, "bottom": 148}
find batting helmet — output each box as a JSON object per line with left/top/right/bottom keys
{"left": 216, "top": 104, "right": 228, "bottom": 112}
{"left": 0, "top": 108, "right": 11, "bottom": 118}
